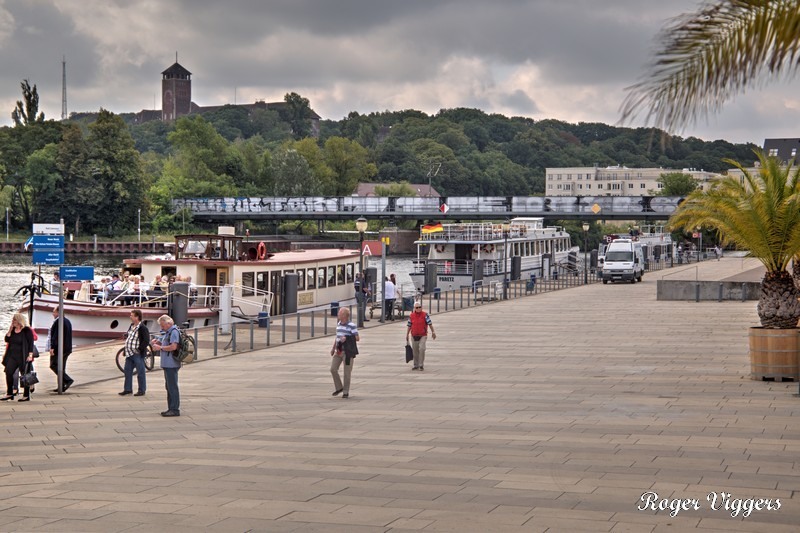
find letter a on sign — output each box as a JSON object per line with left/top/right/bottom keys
{"left": 362, "top": 243, "right": 373, "bottom": 256}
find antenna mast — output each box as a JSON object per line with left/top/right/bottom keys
{"left": 61, "top": 56, "right": 67, "bottom": 120}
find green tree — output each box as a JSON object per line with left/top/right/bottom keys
{"left": 669, "top": 152, "right": 800, "bottom": 327}
{"left": 373, "top": 182, "right": 416, "bottom": 196}
{"left": 323, "top": 137, "right": 377, "bottom": 195}
{"left": 621, "top": 1, "right": 800, "bottom": 132}
{"left": 11, "top": 79, "right": 45, "bottom": 126}
{"left": 653, "top": 172, "right": 698, "bottom": 196}
{"left": 272, "top": 148, "right": 317, "bottom": 195}
{"left": 292, "top": 138, "right": 335, "bottom": 193}
{"left": 85, "top": 109, "right": 147, "bottom": 235}
{"left": 281, "top": 92, "right": 312, "bottom": 140}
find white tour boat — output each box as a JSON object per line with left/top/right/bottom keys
{"left": 20, "top": 228, "right": 362, "bottom": 344}
{"left": 409, "top": 217, "right": 576, "bottom": 293}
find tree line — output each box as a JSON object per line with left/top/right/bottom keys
{"left": 0, "top": 80, "right": 759, "bottom": 236}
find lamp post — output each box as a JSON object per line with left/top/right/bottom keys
{"left": 5, "top": 207, "right": 8, "bottom": 242}
{"left": 582, "top": 222, "right": 589, "bottom": 285}
{"left": 696, "top": 226, "right": 702, "bottom": 263}
{"left": 137, "top": 208, "right": 141, "bottom": 242}
{"left": 355, "top": 216, "right": 368, "bottom": 328}
{"left": 502, "top": 219, "right": 510, "bottom": 299}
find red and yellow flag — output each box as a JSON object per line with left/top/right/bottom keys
{"left": 421, "top": 223, "right": 443, "bottom": 234}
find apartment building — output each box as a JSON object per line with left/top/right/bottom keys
{"left": 545, "top": 165, "right": 723, "bottom": 196}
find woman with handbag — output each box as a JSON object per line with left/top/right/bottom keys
{"left": 2, "top": 313, "right": 36, "bottom": 401}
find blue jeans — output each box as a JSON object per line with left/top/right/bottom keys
{"left": 163, "top": 367, "right": 180, "bottom": 412}
{"left": 123, "top": 355, "right": 146, "bottom": 393}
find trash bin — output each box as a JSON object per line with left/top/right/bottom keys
{"left": 433, "top": 287, "right": 441, "bottom": 300}
{"left": 552, "top": 270, "right": 559, "bottom": 280}
{"left": 330, "top": 301, "right": 339, "bottom": 317}
{"left": 257, "top": 312, "right": 270, "bottom": 328}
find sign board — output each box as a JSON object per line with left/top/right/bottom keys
{"left": 591, "top": 203, "right": 601, "bottom": 214}
{"left": 361, "top": 240, "right": 383, "bottom": 257}
{"left": 33, "top": 235, "right": 65, "bottom": 249}
{"left": 692, "top": 232, "right": 700, "bottom": 238}
{"left": 33, "top": 223, "right": 65, "bottom": 235}
{"left": 32, "top": 250, "right": 64, "bottom": 265}
{"left": 59, "top": 266, "right": 95, "bottom": 281}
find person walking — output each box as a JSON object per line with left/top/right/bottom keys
{"left": 119, "top": 309, "right": 149, "bottom": 397}
{"left": 49, "top": 307, "right": 74, "bottom": 393}
{"left": 151, "top": 314, "right": 181, "bottom": 417}
{"left": 406, "top": 301, "right": 437, "bottom": 371}
{"left": 2, "top": 313, "right": 35, "bottom": 401}
{"left": 384, "top": 275, "right": 396, "bottom": 321}
{"left": 330, "top": 307, "right": 359, "bottom": 399}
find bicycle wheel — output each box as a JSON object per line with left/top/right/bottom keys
{"left": 144, "top": 345, "right": 155, "bottom": 371}
{"left": 115, "top": 347, "right": 126, "bottom": 373}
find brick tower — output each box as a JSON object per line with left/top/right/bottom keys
{"left": 161, "top": 61, "right": 191, "bottom": 121}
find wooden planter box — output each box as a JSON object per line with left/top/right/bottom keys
{"left": 749, "top": 327, "right": 800, "bottom": 381}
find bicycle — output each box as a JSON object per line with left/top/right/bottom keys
{"left": 115, "top": 344, "right": 156, "bottom": 374}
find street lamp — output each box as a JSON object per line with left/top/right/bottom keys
{"left": 5, "top": 207, "right": 8, "bottom": 242}
{"left": 582, "top": 222, "right": 590, "bottom": 285}
{"left": 502, "top": 219, "right": 511, "bottom": 299}
{"left": 696, "top": 226, "right": 702, "bottom": 263}
{"left": 355, "top": 216, "right": 368, "bottom": 327}
{"left": 137, "top": 208, "right": 141, "bottom": 242}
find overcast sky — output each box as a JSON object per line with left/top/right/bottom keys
{"left": 0, "top": 0, "right": 797, "bottom": 145}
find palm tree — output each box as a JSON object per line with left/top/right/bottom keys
{"left": 669, "top": 151, "right": 800, "bottom": 328}
{"left": 620, "top": 0, "right": 800, "bottom": 132}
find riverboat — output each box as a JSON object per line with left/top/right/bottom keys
{"left": 409, "top": 218, "right": 576, "bottom": 292}
{"left": 20, "top": 228, "right": 361, "bottom": 344}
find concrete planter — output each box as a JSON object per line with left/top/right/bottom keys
{"left": 749, "top": 327, "right": 800, "bottom": 381}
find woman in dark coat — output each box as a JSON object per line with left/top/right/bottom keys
{"left": 2, "top": 313, "right": 35, "bottom": 401}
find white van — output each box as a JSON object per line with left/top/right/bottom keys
{"left": 601, "top": 239, "right": 644, "bottom": 284}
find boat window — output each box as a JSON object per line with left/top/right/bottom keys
{"left": 317, "top": 268, "right": 327, "bottom": 288}
{"left": 346, "top": 263, "right": 354, "bottom": 283}
{"left": 242, "top": 272, "right": 255, "bottom": 297}
{"left": 307, "top": 269, "right": 316, "bottom": 289}
{"left": 297, "top": 269, "right": 306, "bottom": 290}
{"left": 257, "top": 272, "right": 268, "bottom": 293}
{"left": 327, "top": 266, "right": 336, "bottom": 286}
{"left": 183, "top": 240, "right": 208, "bottom": 256}
{"left": 336, "top": 265, "right": 345, "bottom": 285}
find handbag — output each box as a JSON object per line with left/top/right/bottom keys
{"left": 405, "top": 343, "right": 414, "bottom": 363}
{"left": 21, "top": 363, "right": 39, "bottom": 387}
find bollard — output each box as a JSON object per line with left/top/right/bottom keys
{"left": 695, "top": 283, "right": 700, "bottom": 303}
{"left": 249, "top": 321, "right": 254, "bottom": 350}
{"left": 719, "top": 282, "right": 723, "bottom": 302}
{"left": 267, "top": 317, "right": 271, "bottom": 346}
{"left": 213, "top": 326, "right": 218, "bottom": 357}
{"left": 297, "top": 313, "right": 301, "bottom": 341}
{"left": 232, "top": 324, "right": 237, "bottom": 352}
{"left": 311, "top": 310, "right": 315, "bottom": 338}
{"left": 742, "top": 282, "right": 746, "bottom": 303}
{"left": 282, "top": 314, "right": 286, "bottom": 344}
{"left": 193, "top": 328, "right": 199, "bottom": 360}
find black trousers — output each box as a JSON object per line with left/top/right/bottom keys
{"left": 50, "top": 352, "right": 73, "bottom": 386}
{"left": 5, "top": 355, "right": 30, "bottom": 397}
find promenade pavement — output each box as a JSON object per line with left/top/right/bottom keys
{"left": 0, "top": 257, "right": 798, "bottom": 532}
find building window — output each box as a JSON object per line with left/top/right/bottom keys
{"left": 793, "top": 148, "right": 797, "bottom": 158}
{"left": 628, "top": 183, "right": 634, "bottom": 188}
{"left": 242, "top": 272, "right": 254, "bottom": 297}
{"left": 577, "top": 184, "right": 582, "bottom": 189}
{"left": 587, "top": 184, "right": 591, "bottom": 189}
{"left": 548, "top": 184, "right": 553, "bottom": 189}
{"left": 769, "top": 148, "right": 779, "bottom": 156}
{"left": 657, "top": 183, "right": 664, "bottom": 189}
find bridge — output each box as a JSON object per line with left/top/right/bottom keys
{"left": 173, "top": 195, "right": 683, "bottom": 222}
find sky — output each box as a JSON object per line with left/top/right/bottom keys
{"left": 0, "top": 0, "right": 797, "bottom": 146}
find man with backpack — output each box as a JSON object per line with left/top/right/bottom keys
{"left": 406, "top": 301, "right": 437, "bottom": 371}
{"left": 151, "top": 314, "right": 181, "bottom": 417}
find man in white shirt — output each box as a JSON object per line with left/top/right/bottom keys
{"left": 384, "top": 276, "right": 396, "bottom": 321}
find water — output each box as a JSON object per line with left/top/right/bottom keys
{"left": 0, "top": 253, "right": 417, "bottom": 329}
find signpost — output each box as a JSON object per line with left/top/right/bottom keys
{"left": 60, "top": 266, "right": 95, "bottom": 281}
{"left": 30, "top": 223, "right": 68, "bottom": 394}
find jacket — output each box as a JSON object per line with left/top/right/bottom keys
{"left": 50, "top": 316, "right": 73, "bottom": 356}
{"left": 408, "top": 311, "right": 431, "bottom": 337}
{"left": 3, "top": 327, "right": 35, "bottom": 365}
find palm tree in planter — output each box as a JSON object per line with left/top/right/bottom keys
{"left": 669, "top": 152, "right": 800, "bottom": 379}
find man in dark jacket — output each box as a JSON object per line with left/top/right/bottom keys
{"left": 119, "top": 309, "right": 150, "bottom": 396}
{"left": 49, "top": 307, "right": 74, "bottom": 392}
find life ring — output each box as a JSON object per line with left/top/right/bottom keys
{"left": 257, "top": 241, "right": 267, "bottom": 260}
{"left": 434, "top": 244, "right": 446, "bottom": 253}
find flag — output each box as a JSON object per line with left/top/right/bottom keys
{"left": 421, "top": 223, "right": 443, "bottom": 234}
{"left": 439, "top": 203, "right": 449, "bottom": 214}
{"left": 24, "top": 236, "right": 34, "bottom": 251}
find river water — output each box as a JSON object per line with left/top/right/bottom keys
{"left": 0, "top": 253, "right": 417, "bottom": 329}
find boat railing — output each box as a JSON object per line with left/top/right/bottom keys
{"left": 413, "top": 259, "right": 502, "bottom": 276}
{"left": 420, "top": 222, "right": 535, "bottom": 242}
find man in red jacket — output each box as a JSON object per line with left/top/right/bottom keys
{"left": 405, "top": 302, "right": 437, "bottom": 371}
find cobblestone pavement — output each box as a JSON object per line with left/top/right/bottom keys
{"left": 0, "top": 258, "right": 797, "bottom": 532}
